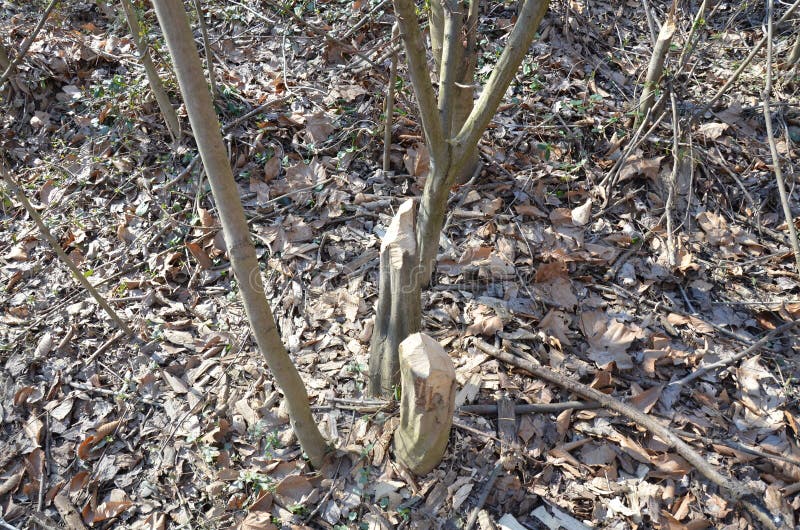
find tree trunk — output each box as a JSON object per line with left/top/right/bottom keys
{"left": 368, "top": 199, "right": 421, "bottom": 396}
{"left": 369, "top": 0, "right": 548, "bottom": 395}
{"left": 120, "top": 0, "right": 181, "bottom": 141}
{"left": 393, "top": 332, "right": 456, "bottom": 474}
{"left": 151, "top": 0, "right": 329, "bottom": 468}
{"left": 787, "top": 31, "right": 800, "bottom": 68}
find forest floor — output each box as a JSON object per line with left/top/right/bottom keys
{"left": 1, "top": 0, "right": 800, "bottom": 529}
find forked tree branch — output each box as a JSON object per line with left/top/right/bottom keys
{"left": 451, "top": 0, "right": 549, "bottom": 176}
{"left": 393, "top": 0, "right": 446, "bottom": 165}
{"left": 437, "top": 0, "right": 463, "bottom": 138}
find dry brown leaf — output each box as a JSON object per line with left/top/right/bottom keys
{"left": 466, "top": 315, "right": 504, "bottom": 337}
{"left": 304, "top": 111, "right": 335, "bottom": 143}
{"left": 403, "top": 143, "right": 430, "bottom": 177}
{"left": 629, "top": 385, "right": 662, "bottom": 413}
{"left": 186, "top": 241, "right": 213, "bottom": 269}
{"left": 580, "top": 311, "right": 643, "bottom": 370}
{"left": 77, "top": 419, "right": 121, "bottom": 460}
{"left": 539, "top": 309, "right": 572, "bottom": 346}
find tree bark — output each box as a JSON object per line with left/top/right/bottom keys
{"left": 369, "top": 199, "right": 421, "bottom": 396}
{"left": 151, "top": 0, "right": 329, "bottom": 468}
{"left": 370, "top": 0, "right": 549, "bottom": 396}
{"left": 120, "top": 0, "right": 181, "bottom": 141}
{"left": 636, "top": 3, "right": 676, "bottom": 128}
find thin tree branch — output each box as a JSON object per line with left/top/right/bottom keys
{"left": 437, "top": 0, "right": 463, "bottom": 139}
{"left": 192, "top": 0, "right": 219, "bottom": 100}
{"left": 705, "top": 0, "right": 800, "bottom": 109}
{"left": 384, "top": 23, "right": 400, "bottom": 172}
{"left": 474, "top": 339, "right": 781, "bottom": 530}
{"left": 0, "top": 0, "right": 59, "bottom": 89}
{"left": 393, "top": 0, "right": 446, "bottom": 165}
{"left": 762, "top": 0, "right": 800, "bottom": 274}
{"left": 451, "top": 0, "right": 549, "bottom": 174}
{"left": 667, "top": 320, "right": 798, "bottom": 388}
{"left": 0, "top": 164, "right": 133, "bottom": 337}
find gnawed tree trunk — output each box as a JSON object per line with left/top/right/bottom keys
{"left": 369, "top": 199, "right": 421, "bottom": 396}
{"left": 121, "top": 0, "right": 181, "bottom": 141}
{"left": 636, "top": 2, "right": 676, "bottom": 128}
{"left": 151, "top": 0, "right": 329, "bottom": 468}
{"left": 393, "top": 333, "right": 456, "bottom": 474}
{"left": 369, "top": 0, "right": 548, "bottom": 396}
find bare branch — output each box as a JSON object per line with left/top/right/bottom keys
{"left": 451, "top": 0, "right": 549, "bottom": 175}
{"left": 393, "top": 0, "right": 446, "bottom": 164}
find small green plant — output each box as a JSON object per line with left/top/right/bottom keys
{"left": 236, "top": 470, "right": 275, "bottom": 494}
{"left": 199, "top": 443, "right": 220, "bottom": 464}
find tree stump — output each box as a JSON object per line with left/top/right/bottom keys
{"left": 393, "top": 332, "right": 456, "bottom": 475}
{"left": 368, "top": 199, "right": 421, "bottom": 397}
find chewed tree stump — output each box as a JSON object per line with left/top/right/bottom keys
{"left": 368, "top": 198, "right": 421, "bottom": 397}
{"left": 393, "top": 332, "right": 456, "bottom": 475}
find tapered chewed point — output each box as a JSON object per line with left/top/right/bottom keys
{"left": 393, "top": 332, "right": 456, "bottom": 475}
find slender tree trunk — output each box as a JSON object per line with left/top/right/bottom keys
{"left": 429, "top": 0, "right": 444, "bottom": 74}
{"left": 451, "top": 0, "right": 480, "bottom": 182}
{"left": 369, "top": 0, "right": 548, "bottom": 396}
{"left": 151, "top": 0, "right": 329, "bottom": 468}
{"left": 787, "top": 31, "right": 800, "bottom": 68}
{"left": 409, "top": 0, "right": 550, "bottom": 286}
{"left": 191, "top": 0, "right": 219, "bottom": 100}
{"left": 120, "top": 0, "right": 181, "bottom": 141}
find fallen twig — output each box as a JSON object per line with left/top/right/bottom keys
{"left": 465, "top": 461, "right": 503, "bottom": 530}
{"left": 667, "top": 319, "right": 798, "bottom": 388}
{"left": 473, "top": 339, "right": 781, "bottom": 530}
{"left": 0, "top": 0, "right": 59, "bottom": 89}
{"left": 458, "top": 401, "right": 599, "bottom": 416}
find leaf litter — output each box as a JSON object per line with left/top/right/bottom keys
{"left": 0, "top": 0, "right": 799, "bottom": 529}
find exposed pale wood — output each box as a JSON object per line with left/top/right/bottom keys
{"left": 120, "top": 0, "right": 181, "bottom": 141}
{"left": 369, "top": 199, "right": 421, "bottom": 396}
{"left": 636, "top": 3, "right": 676, "bottom": 127}
{"left": 393, "top": 333, "right": 456, "bottom": 474}
{"left": 151, "top": 0, "right": 329, "bottom": 468}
